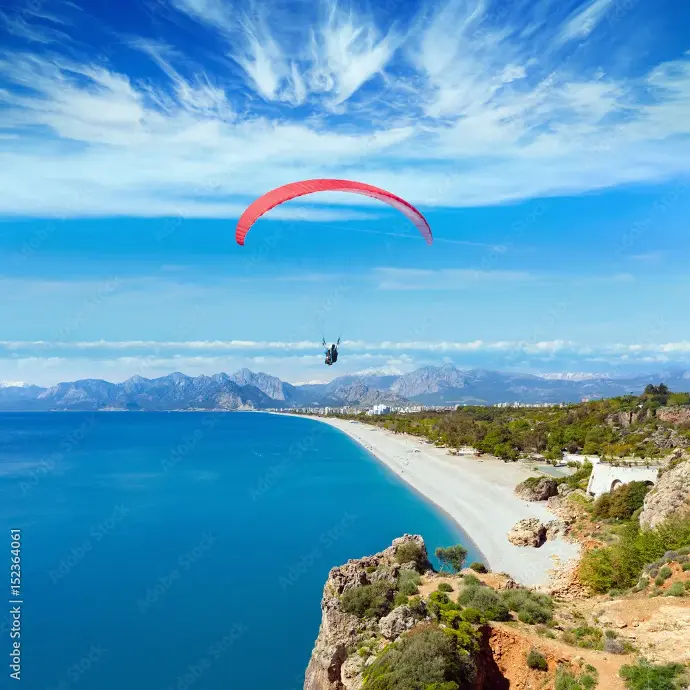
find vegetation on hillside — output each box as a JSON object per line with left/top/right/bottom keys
{"left": 578, "top": 516, "right": 690, "bottom": 593}
{"left": 328, "top": 386, "right": 690, "bottom": 460}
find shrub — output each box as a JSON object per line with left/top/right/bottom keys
{"left": 655, "top": 575, "right": 665, "bottom": 586}
{"left": 665, "top": 582, "right": 685, "bottom": 597}
{"left": 365, "top": 565, "right": 377, "bottom": 573}
{"left": 592, "top": 481, "right": 652, "bottom": 520}
{"left": 460, "top": 607, "right": 484, "bottom": 624}
{"left": 428, "top": 591, "right": 459, "bottom": 620}
{"left": 435, "top": 545, "right": 468, "bottom": 573}
{"left": 578, "top": 516, "right": 690, "bottom": 593}
{"left": 571, "top": 626, "right": 604, "bottom": 650}
{"left": 397, "top": 570, "right": 421, "bottom": 596}
{"left": 399, "top": 580, "right": 419, "bottom": 596}
{"left": 682, "top": 563, "right": 690, "bottom": 571}
{"left": 555, "top": 667, "right": 598, "bottom": 690}
{"left": 407, "top": 596, "right": 425, "bottom": 617}
{"left": 362, "top": 624, "right": 477, "bottom": 690}
{"left": 458, "top": 585, "right": 510, "bottom": 621}
{"left": 462, "top": 574, "right": 481, "bottom": 586}
{"left": 685, "top": 580, "right": 690, "bottom": 590}
{"left": 526, "top": 649, "right": 548, "bottom": 671}
{"left": 619, "top": 659, "right": 687, "bottom": 690}
{"left": 469, "top": 562, "right": 488, "bottom": 573}
{"left": 501, "top": 589, "right": 554, "bottom": 624}
{"left": 341, "top": 582, "right": 393, "bottom": 619}
{"left": 396, "top": 542, "right": 425, "bottom": 568}
{"left": 438, "top": 582, "right": 454, "bottom": 593}
{"left": 659, "top": 566, "right": 673, "bottom": 580}
{"left": 604, "top": 637, "right": 627, "bottom": 654}
{"left": 394, "top": 592, "right": 409, "bottom": 607}
{"left": 536, "top": 625, "right": 556, "bottom": 639}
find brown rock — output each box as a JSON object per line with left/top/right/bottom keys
{"left": 507, "top": 518, "right": 546, "bottom": 547}
{"left": 515, "top": 477, "right": 559, "bottom": 501}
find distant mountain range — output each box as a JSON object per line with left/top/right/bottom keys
{"left": 0, "top": 365, "right": 689, "bottom": 411}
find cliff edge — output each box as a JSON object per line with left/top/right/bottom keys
{"left": 304, "top": 534, "right": 432, "bottom": 690}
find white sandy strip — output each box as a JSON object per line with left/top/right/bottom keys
{"left": 284, "top": 414, "right": 581, "bottom": 589}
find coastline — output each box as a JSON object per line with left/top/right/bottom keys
{"left": 277, "top": 412, "right": 580, "bottom": 589}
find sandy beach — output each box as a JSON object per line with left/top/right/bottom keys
{"left": 283, "top": 413, "right": 581, "bottom": 589}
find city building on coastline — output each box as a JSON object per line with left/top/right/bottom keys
{"left": 493, "top": 401, "right": 567, "bottom": 408}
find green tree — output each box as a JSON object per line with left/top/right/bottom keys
{"left": 435, "top": 545, "right": 468, "bottom": 573}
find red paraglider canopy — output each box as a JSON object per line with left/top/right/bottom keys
{"left": 235, "top": 179, "right": 433, "bottom": 246}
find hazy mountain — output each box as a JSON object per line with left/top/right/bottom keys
{"left": 0, "top": 365, "right": 687, "bottom": 411}
{"left": 328, "top": 379, "right": 408, "bottom": 406}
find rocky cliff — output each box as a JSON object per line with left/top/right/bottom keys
{"left": 303, "top": 534, "right": 432, "bottom": 690}
{"left": 639, "top": 458, "right": 690, "bottom": 529}
{"left": 302, "top": 535, "right": 659, "bottom": 690}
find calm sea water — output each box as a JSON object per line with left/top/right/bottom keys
{"left": 0, "top": 412, "right": 480, "bottom": 690}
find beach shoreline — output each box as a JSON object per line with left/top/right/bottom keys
{"left": 274, "top": 412, "right": 580, "bottom": 589}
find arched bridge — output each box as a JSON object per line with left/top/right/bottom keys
{"left": 586, "top": 463, "right": 659, "bottom": 498}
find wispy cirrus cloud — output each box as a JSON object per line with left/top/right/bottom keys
{"left": 4, "top": 338, "right": 690, "bottom": 356}
{"left": 374, "top": 267, "right": 534, "bottom": 290}
{"left": 0, "top": 0, "right": 689, "bottom": 218}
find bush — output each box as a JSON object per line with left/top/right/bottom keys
{"left": 437, "top": 582, "right": 454, "bottom": 593}
{"left": 458, "top": 585, "right": 510, "bottom": 621}
{"left": 460, "top": 607, "right": 484, "bottom": 624}
{"left": 408, "top": 596, "right": 426, "bottom": 617}
{"left": 394, "top": 592, "right": 409, "bottom": 607}
{"left": 655, "top": 575, "right": 665, "bottom": 586}
{"left": 526, "top": 649, "right": 548, "bottom": 671}
{"left": 682, "top": 563, "right": 690, "bottom": 571}
{"left": 427, "top": 591, "right": 459, "bottom": 620}
{"left": 665, "top": 582, "right": 685, "bottom": 597}
{"left": 397, "top": 570, "right": 421, "bottom": 596}
{"left": 396, "top": 542, "right": 425, "bottom": 568}
{"left": 435, "top": 545, "right": 468, "bottom": 573}
{"left": 501, "top": 589, "right": 554, "bottom": 624}
{"left": 399, "top": 580, "right": 419, "bottom": 596}
{"left": 619, "top": 659, "right": 687, "bottom": 690}
{"left": 555, "top": 667, "right": 598, "bottom": 690}
{"left": 571, "top": 626, "right": 604, "bottom": 650}
{"left": 604, "top": 637, "right": 627, "bottom": 654}
{"left": 592, "top": 481, "right": 652, "bottom": 520}
{"left": 462, "top": 574, "right": 481, "bottom": 586}
{"left": 362, "top": 624, "right": 477, "bottom": 690}
{"left": 605, "top": 629, "right": 618, "bottom": 639}
{"left": 341, "top": 582, "right": 393, "bottom": 619}
{"left": 659, "top": 566, "right": 673, "bottom": 580}
{"left": 685, "top": 581, "right": 690, "bottom": 590}
{"left": 578, "top": 516, "right": 690, "bottom": 593}
{"left": 469, "top": 562, "right": 488, "bottom": 573}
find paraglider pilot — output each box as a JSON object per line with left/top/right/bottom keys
{"left": 323, "top": 338, "right": 340, "bottom": 366}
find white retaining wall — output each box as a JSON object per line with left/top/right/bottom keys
{"left": 586, "top": 463, "right": 659, "bottom": 498}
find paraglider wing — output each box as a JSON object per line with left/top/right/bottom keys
{"left": 235, "top": 179, "right": 432, "bottom": 246}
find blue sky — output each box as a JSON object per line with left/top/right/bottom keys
{"left": 1, "top": 0, "right": 690, "bottom": 385}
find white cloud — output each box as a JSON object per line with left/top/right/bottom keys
{"left": 374, "top": 267, "right": 534, "bottom": 290}
{"left": 4, "top": 338, "right": 690, "bottom": 357}
{"left": 0, "top": 0, "right": 689, "bottom": 217}
{"left": 555, "top": 0, "right": 614, "bottom": 47}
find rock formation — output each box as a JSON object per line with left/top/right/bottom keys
{"left": 303, "top": 534, "right": 431, "bottom": 690}
{"left": 515, "top": 477, "right": 559, "bottom": 501}
{"left": 656, "top": 405, "right": 690, "bottom": 426}
{"left": 507, "top": 518, "right": 547, "bottom": 547}
{"left": 639, "top": 459, "right": 690, "bottom": 529}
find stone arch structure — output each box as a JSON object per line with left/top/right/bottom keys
{"left": 586, "top": 464, "right": 659, "bottom": 498}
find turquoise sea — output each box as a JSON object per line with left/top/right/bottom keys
{"left": 0, "top": 412, "right": 480, "bottom": 690}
